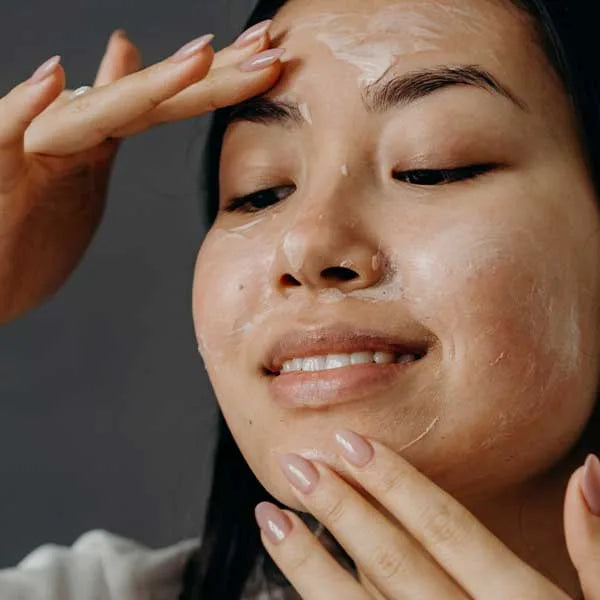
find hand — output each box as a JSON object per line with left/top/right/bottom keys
{"left": 256, "top": 429, "right": 600, "bottom": 599}
{"left": 0, "top": 22, "right": 283, "bottom": 323}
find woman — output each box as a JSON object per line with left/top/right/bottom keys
{"left": 1, "top": 0, "right": 600, "bottom": 598}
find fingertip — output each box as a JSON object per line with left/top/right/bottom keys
{"left": 22, "top": 61, "right": 65, "bottom": 113}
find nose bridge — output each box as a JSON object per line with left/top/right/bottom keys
{"left": 295, "top": 147, "right": 362, "bottom": 227}
{"left": 274, "top": 163, "right": 383, "bottom": 293}
{"left": 283, "top": 166, "right": 360, "bottom": 254}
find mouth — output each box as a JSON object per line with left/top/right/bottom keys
{"left": 263, "top": 325, "right": 432, "bottom": 408}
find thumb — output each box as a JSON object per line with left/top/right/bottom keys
{"left": 565, "top": 454, "right": 600, "bottom": 600}
{"left": 0, "top": 56, "right": 65, "bottom": 191}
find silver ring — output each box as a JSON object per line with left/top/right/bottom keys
{"left": 70, "top": 85, "right": 93, "bottom": 99}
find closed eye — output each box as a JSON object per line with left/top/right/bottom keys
{"left": 224, "top": 184, "right": 296, "bottom": 213}
{"left": 224, "top": 164, "right": 497, "bottom": 213}
{"left": 393, "top": 163, "right": 497, "bottom": 185}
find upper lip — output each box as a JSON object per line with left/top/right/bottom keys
{"left": 264, "top": 323, "right": 433, "bottom": 374}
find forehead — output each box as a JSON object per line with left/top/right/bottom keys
{"left": 266, "top": 0, "right": 539, "bottom": 96}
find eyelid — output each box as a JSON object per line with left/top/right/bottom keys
{"left": 221, "top": 163, "right": 499, "bottom": 214}
{"left": 392, "top": 163, "right": 499, "bottom": 185}
{"left": 224, "top": 184, "right": 295, "bottom": 213}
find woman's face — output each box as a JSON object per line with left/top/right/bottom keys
{"left": 192, "top": 0, "right": 600, "bottom": 509}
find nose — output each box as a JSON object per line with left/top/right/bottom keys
{"left": 274, "top": 209, "right": 385, "bottom": 295}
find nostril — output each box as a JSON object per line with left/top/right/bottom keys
{"left": 281, "top": 273, "right": 302, "bottom": 287}
{"left": 320, "top": 266, "right": 359, "bottom": 281}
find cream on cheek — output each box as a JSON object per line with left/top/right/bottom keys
{"left": 403, "top": 218, "right": 583, "bottom": 388}
{"left": 192, "top": 223, "right": 278, "bottom": 375}
{"left": 397, "top": 208, "right": 589, "bottom": 470}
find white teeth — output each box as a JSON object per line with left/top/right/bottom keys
{"left": 373, "top": 351, "right": 395, "bottom": 364}
{"left": 325, "top": 354, "right": 351, "bottom": 369}
{"left": 302, "top": 356, "right": 327, "bottom": 372}
{"left": 350, "top": 351, "right": 373, "bottom": 365}
{"left": 279, "top": 351, "right": 418, "bottom": 373}
{"left": 398, "top": 353, "right": 417, "bottom": 364}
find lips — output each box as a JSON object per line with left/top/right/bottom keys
{"left": 264, "top": 325, "right": 431, "bottom": 374}
{"left": 262, "top": 324, "right": 433, "bottom": 408}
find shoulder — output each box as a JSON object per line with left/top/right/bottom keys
{"left": 0, "top": 529, "right": 200, "bottom": 600}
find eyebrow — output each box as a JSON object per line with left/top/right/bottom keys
{"left": 224, "top": 64, "right": 527, "bottom": 128}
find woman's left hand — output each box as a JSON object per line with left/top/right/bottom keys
{"left": 255, "top": 429, "right": 600, "bottom": 599}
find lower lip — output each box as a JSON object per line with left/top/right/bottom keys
{"left": 268, "top": 359, "right": 422, "bottom": 408}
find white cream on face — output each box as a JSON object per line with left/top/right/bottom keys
{"left": 298, "top": 101, "right": 313, "bottom": 124}
{"left": 194, "top": 0, "right": 600, "bottom": 513}
{"left": 401, "top": 218, "right": 584, "bottom": 387}
{"left": 285, "top": 1, "right": 514, "bottom": 86}
{"left": 282, "top": 229, "right": 307, "bottom": 272}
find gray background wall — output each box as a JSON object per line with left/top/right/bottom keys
{"left": 0, "top": 0, "right": 255, "bottom": 566}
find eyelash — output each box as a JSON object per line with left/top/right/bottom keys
{"left": 224, "top": 164, "right": 496, "bottom": 213}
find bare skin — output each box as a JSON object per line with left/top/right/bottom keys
{"left": 192, "top": 0, "right": 600, "bottom": 597}
{"left": 0, "top": 25, "right": 283, "bottom": 323}
{"left": 2, "top": 3, "right": 600, "bottom": 598}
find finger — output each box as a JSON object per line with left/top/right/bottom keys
{"left": 0, "top": 55, "right": 65, "bottom": 190}
{"left": 210, "top": 19, "right": 273, "bottom": 69}
{"left": 278, "top": 453, "right": 469, "bottom": 600}
{"left": 254, "top": 502, "right": 370, "bottom": 600}
{"left": 331, "top": 429, "right": 570, "bottom": 600}
{"left": 111, "top": 47, "right": 285, "bottom": 138}
{"left": 48, "top": 26, "right": 240, "bottom": 116}
{"left": 24, "top": 33, "right": 216, "bottom": 155}
{"left": 565, "top": 456, "right": 600, "bottom": 600}
{"left": 94, "top": 29, "right": 143, "bottom": 87}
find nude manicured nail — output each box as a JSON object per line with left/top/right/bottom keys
{"left": 170, "top": 33, "right": 214, "bottom": 63}
{"left": 237, "top": 48, "right": 285, "bottom": 72}
{"left": 581, "top": 453, "right": 600, "bottom": 516}
{"left": 277, "top": 453, "right": 319, "bottom": 493}
{"left": 255, "top": 501, "right": 292, "bottom": 544}
{"left": 29, "top": 55, "right": 61, "bottom": 84}
{"left": 233, "top": 19, "right": 272, "bottom": 48}
{"left": 334, "top": 428, "right": 374, "bottom": 467}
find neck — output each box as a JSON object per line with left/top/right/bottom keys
{"left": 358, "top": 446, "right": 587, "bottom": 599}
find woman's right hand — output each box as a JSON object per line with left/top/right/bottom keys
{"left": 0, "top": 22, "right": 282, "bottom": 324}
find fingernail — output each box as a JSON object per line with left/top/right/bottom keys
{"left": 334, "top": 428, "right": 374, "bottom": 467}
{"left": 170, "top": 33, "right": 214, "bottom": 63}
{"left": 277, "top": 452, "right": 319, "bottom": 493}
{"left": 255, "top": 501, "right": 292, "bottom": 544}
{"left": 233, "top": 19, "right": 272, "bottom": 48}
{"left": 238, "top": 47, "right": 285, "bottom": 72}
{"left": 29, "top": 55, "right": 61, "bottom": 85}
{"left": 112, "top": 29, "right": 128, "bottom": 40}
{"left": 581, "top": 454, "right": 600, "bottom": 516}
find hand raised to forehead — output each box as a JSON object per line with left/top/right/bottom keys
{"left": 0, "top": 22, "right": 284, "bottom": 323}
{"left": 23, "top": 22, "right": 284, "bottom": 154}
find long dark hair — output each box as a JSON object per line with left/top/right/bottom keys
{"left": 180, "top": 2, "right": 600, "bottom": 598}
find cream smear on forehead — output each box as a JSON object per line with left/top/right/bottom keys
{"left": 287, "top": 2, "right": 493, "bottom": 86}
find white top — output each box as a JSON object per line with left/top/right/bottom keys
{"left": 0, "top": 529, "right": 200, "bottom": 600}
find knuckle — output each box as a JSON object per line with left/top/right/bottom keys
{"left": 200, "top": 90, "right": 219, "bottom": 113}
{"left": 143, "top": 91, "right": 164, "bottom": 112}
{"left": 378, "top": 467, "right": 407, "bottom": 496}
{"left": 285, "top": 545, "right": 312, "bottom": 575}
{"left": 420, "top": 503, "right": 471, "bottom": 548}
{"left": 370, "top": 544, "right": 406, "bottom": 580}
{"left": 320, "top": 496, "right": 346, "bottom": 525}
{"left": 68, "top": 95, "right": 93, "bottom": 115}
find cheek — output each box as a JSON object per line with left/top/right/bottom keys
{"left": 192, "top": 227, "right": 278, "bottom": 377}
{"left": 399, "top": 216, "right": 595, "bottom": 487}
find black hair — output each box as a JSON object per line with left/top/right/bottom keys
{"left": 179, "top": 2, "right": 600, "bottom": 598}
